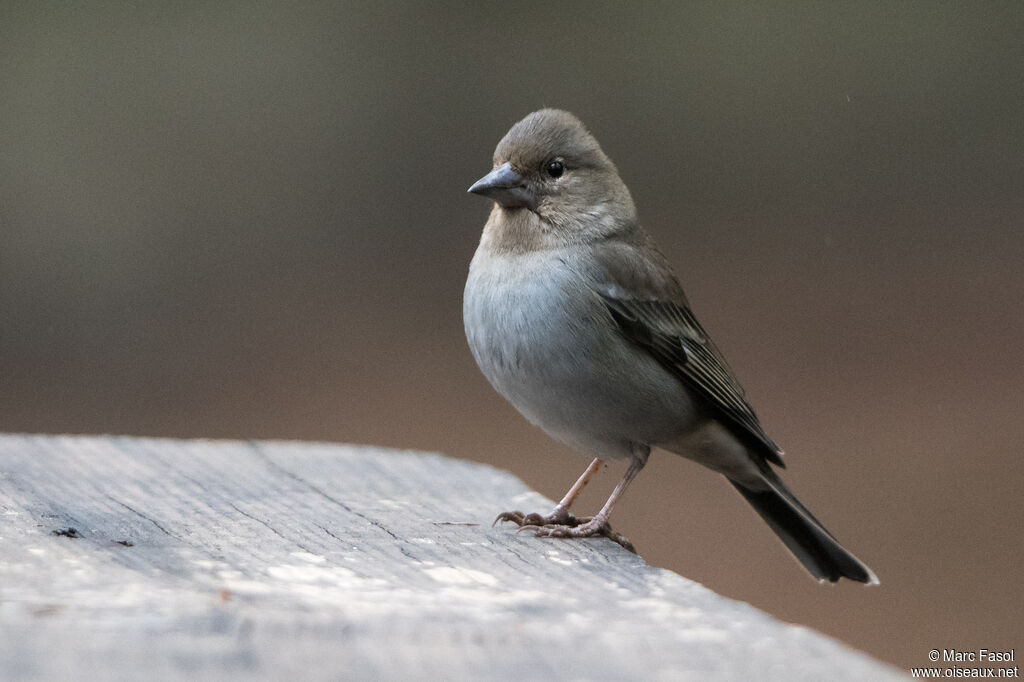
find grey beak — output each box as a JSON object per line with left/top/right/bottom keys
{"left": 467, "top": 162, "right": 537, "bottom": 210}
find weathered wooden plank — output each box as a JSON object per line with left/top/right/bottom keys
{"left": 0, "top": 434, "right": 902, "bottom": 681}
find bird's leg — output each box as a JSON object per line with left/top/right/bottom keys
{"left": 494, "top": 458, "right": 602, "bottom": 528}
{"left": 522, "top": 451, "right": 649, "bottom": 553}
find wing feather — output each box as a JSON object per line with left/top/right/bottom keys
{"left": 601, "top": 294, "right": 784, "bottom": 466}
{"left": 564, "top": 235, "right": 783, "bottom": 465}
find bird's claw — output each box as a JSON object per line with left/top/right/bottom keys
{"left": 531, "top": 520, "right": 636, "bottom": 554}
{"left": 495, "top": 511, "right": 637, "bottom": 554}
{"left": 600, "top": 528, "right": 636, "bottom": 554}
{"left": 492, "top": 509, "right": 580, "bottom": 528}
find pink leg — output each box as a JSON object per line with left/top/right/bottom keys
{"left": 494, "top": 458, "right": 602, "bottom": 527}
{"left": 497, "top": 451, "right": 648, "bottom": 553}
{"left": 525, "top": 455, "right": 646, "bottom": 552}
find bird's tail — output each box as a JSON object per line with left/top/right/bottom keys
{"left": 730, "top": 471, "right": 878, "bottom": 584}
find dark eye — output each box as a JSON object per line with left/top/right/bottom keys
{"left": 545, "top": 160, "right": 564, "bottom": 178}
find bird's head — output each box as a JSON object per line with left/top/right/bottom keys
{"left": 468, "top": 109, "right": 637, "bottom": 246}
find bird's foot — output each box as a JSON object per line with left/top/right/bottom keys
{"left": 493, "top": 507, "right": 580, "bottom": 529}
{"left": 526, "top": 516, "right": 637, "bottom": 554}
{"left": 497, "top": 510, "right": 636, "bottom": 554}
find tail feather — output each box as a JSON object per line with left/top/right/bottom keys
{"left": 730, "top": 474, "right": 878, "bottom": 584}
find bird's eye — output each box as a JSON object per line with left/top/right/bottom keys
{"left": 545, "top": 160, "right": 565, "bottom": 178}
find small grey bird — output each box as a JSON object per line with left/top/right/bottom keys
{"left": 464, "top": 109, "right": 877, "bottom": 584}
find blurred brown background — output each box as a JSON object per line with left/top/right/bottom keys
{"left": 2, "top": 2, "right": 1021, "bottom": 670}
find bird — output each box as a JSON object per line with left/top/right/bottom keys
{"left": 463, "top": 108, "right": 877, "bottom": 584}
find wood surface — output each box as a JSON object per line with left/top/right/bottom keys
{"left": 0, "top": 434, "right": 902, "bottom": 681}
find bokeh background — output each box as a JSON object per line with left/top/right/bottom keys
{"left": 2, "top": 2, "right": 1021, "bottom": 670}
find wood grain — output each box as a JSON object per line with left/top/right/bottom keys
{"left": 0, "top": 434, "right": 902, "bottom": 681}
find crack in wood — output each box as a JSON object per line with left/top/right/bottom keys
{"left": 226, "top": 502, "right": 315, "bottom": 554}
{"left": 106, "top": 495, "right": 182, "bottom": 541}
{"left": 247, "top": 441, "right": 412, "bottom": 545}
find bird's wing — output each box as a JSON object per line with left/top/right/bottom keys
{"left": 580, "top": 238, "right": 784, "bottom": 465}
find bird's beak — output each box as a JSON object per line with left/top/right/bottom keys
{"left": 467, "top": 162, "right": 537, "bottom": 210}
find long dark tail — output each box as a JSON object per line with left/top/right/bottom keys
{"left": 730, "top": 472, "right": 878, "bottom": 584}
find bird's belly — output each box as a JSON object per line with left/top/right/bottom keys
{"left": 464, "top": 255, "right": 700, "bottom": 458}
